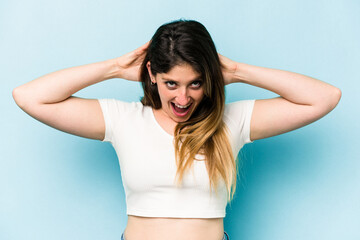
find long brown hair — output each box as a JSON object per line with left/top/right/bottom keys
{"left": 140, "top": 19, "right": 238, "bottom": 202}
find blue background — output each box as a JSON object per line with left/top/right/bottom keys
{"left": 1, "top": 0, "right": 359, "bottom": 239}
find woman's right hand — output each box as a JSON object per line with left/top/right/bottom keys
{"left": 115, "top": 41, "right": 150, "bottom": 81}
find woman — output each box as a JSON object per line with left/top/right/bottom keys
{"left": 12, "top": 19, "right": 341, "bottom": 240}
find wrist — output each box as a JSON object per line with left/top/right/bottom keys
{"left": 232, "top": 62, "right": 249, "bottom": 84}
{"left": 104, "top": 58, "right": 123, "bottom": 79}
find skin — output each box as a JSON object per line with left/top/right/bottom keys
{"left": 12, "top": 42, "right": 341, "bottom": 240}
{"left": 146, "top": 62, "right": 205, "bottom": 135}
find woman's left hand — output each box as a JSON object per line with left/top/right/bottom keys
{"left": 218, "top": 53, "right": 239, "bottom": 85}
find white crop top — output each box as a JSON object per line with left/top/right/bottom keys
{"left": 98, "top": 99, "right": 255, "bottom": 218}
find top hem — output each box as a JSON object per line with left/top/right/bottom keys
{"left": 127, "top": 208, "right": 225, "bottom": 218}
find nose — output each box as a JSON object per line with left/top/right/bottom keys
{"left": 176, "top": 88, "right": 190, "bottom": 105}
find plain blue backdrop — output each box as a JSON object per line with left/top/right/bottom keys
{"left": 1, "top": 0, "right": 359, "bottom": 239}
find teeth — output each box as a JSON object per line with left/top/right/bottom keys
{"left": 174, "top": 103, "right": 191, "bottom": 108}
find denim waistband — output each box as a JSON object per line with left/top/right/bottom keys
{"left": 121, "top": 231, "right": 230, "bottom": 240}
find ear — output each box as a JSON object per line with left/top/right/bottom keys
{"left": 146, "top": 61, "right": 156, "bottom": 83}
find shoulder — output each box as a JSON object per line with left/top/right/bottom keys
{"left": 224, "top": 100, "right": 255, "bottom": 119}
{"left": 97, "top": 99, "right": 149, "bottom": 126}
{"left": 223, "top": 100, "right": 256, "bottom": 146}
{"left": 97, "top": 99, "right": 151, "bottom": 142}
{"left": 98, "top": 99, "right": 145, "bottom": 114}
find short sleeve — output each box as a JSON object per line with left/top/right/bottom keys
{"left": 97, "top": 99, "right": 129, "bottom": 143}
{"left": 224, "top": 100, "right": 255, "bottom": 151}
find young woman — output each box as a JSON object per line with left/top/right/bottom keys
{"left": 12, "top": 20, "right": 341, "bottom": 240}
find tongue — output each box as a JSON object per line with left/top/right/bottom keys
{"left": 174, "top": 104, "right": 188, "bottom": 113}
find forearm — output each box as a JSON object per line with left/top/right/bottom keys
{"left": 13, "top": 58, "right": 120, "bottom": 106}
{"left": 233, "top": 63, "right": 341, "bottom": 108}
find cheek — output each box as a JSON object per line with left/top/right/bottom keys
{"left": 195, "top": 89, "right": 205, "bottom": 101}
{"left": 157, "top": 87, "right": 172, "bottom": 102}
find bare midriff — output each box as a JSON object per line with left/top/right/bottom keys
{"left": 124, "top": 215, "right": 224, "bottom": 240}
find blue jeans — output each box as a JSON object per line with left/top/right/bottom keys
{"left": 121, "top": 231, "right": 230, "bottom": 240}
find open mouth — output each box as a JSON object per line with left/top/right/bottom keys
{"left": 171, "top": 102, "right": 192, "bottom": 117}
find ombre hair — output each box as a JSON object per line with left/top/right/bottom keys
{"left": 140, "top": 19, "right": 238, "bottom": 202}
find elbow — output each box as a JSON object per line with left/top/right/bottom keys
{"left": 12, "top": 86, "right": 29, "bottom": 110}
{"left": 314, "top": 86, "right": 341, "bottom": 115}
{"left": 336, "top": 87, "right": 342, "bottom": 100}
{"left": 12, "top": 87, "right": 22, "bottom": 107}
{"left": 331, "top": 86, "right": 342, "bottom": 109}
{"left": 312, "top": 87, "right": 341, "bottom": 120}
{"left": 322, "top": 86, "right": 341, "bottom": 114}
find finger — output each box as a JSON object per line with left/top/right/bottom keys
{"left": 218, "top": 53, "right": 226, "bottom": 65}
{"left": 142, "top": 41, "right": 150, "bottom": 49}
{"left": 137, "top": 41, "right": 150, "bottom": 53}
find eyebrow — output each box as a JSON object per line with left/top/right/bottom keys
{"left": 162, "top": 77, "right": 202, "bottom": 82}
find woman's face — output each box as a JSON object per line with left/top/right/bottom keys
{"left": 147, "top": 62, "right": 205, "bottom": 123}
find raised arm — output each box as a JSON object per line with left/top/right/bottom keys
{"left": 12, "top": 42, "right": 149, "bottom": 140}
{"left": 219, "top": 54, "right": 342, "bottom": 141}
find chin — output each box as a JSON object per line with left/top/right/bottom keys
{"left": 173, "top": 117, "right": 190, "bottom": 123}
